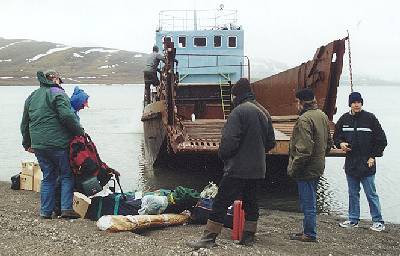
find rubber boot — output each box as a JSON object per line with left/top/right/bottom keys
{"left": 239, "top": 220, "right": 257, "bottom": 246}
{"left": 187, "top": 220, "right": 223, "bottom": 249}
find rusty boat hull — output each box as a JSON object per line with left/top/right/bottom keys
{"left": 142, "top": 38, "right": 346, "bottom": 167}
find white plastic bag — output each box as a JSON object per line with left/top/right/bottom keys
{"left": 200, "top": 182, "right": 219, "bottom": 199}
{"left": 138, "top": 195, "right": 168, "bottom": 215}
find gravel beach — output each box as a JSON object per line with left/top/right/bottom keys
{"left": 1, "top": 181, "right": 399, "bottom": 256}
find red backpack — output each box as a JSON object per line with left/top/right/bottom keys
{"left": 69, "top": 134, "right": 116, "bottom": 187}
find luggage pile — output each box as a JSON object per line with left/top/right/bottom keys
{"left": 84, "top": 183, "right": 201, "bottom": 221}
{"left": 87, "top": 183, "right": 200, "bottom": 232}
{"left": 11, "top": 162, "right": 42, "bottom": 192}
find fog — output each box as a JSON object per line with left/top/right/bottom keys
{"left": 1, "top": 0, "right": 399, "bottom": 81}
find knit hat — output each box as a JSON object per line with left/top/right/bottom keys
{"left": 70, "top": 86, "right": 89, "bottom": 112}
{"left": 231, "top": 78, "right": 252, "bottom": 96}
{"left": 348, "top": 92, "right": 363, "bottom": 107}
{"left": 295, "top": 88, "right": 315, "bottom": 102}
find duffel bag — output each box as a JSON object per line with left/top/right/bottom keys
{"left": 86, "top": 192, "right": 141, "bottom": 221}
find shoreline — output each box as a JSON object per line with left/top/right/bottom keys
{"left": 0, "top": 83, "right": 144, "bottom": 87}
{"left": 1, "top": 84, "right": 399, "bottom": 88}
{"left": 1, "top": 181, "right": 399, "bottom": 255}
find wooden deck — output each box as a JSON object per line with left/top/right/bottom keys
{"left": 174, "top": 117, "right": 344, "bottom": 156}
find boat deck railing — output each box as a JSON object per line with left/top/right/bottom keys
{"left": 158, "top": 9, "right": 239, "bottom": 32}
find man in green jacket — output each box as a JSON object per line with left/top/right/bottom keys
{"left": 21, "top": 70, "right": 84, "bottom": 219}
{"left": 287, "top": 88, "right": 332, "bottom": 242}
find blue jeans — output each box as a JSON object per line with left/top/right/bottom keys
{"left": 346, "top": 174, "right": 383, "bottom": 223}
{"left": 297, "top": 180, "right": 319, "bottom": 239}
{"left": 35, "top": 149, "right": 74, "bottom": 216}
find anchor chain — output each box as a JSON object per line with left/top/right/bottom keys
{"left": 347, "top": 30, "right": 354, "bottom": 92}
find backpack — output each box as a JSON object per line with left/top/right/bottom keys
{"left": 11, "top": 173, "right": 20, "bottom": 190}
{"left": 69, "top": 134, "right": 115, "bottom": 188}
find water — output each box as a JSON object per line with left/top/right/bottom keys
{"left": 1, "top": 84, "right": 399, "bottom": 223}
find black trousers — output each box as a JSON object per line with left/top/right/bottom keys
{"left": 143, "top": 71, "right": 160, "bottom": 105}
{"left": 209, "top": 176, "right": 261, "bottom": 224}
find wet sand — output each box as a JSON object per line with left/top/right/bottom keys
{"left": 1, "top": 181, "right": 399, "bottom": 256}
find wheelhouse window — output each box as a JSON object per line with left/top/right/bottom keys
{"left": 193, "top": 37, "right": 207, "bottom": 47}
{"left": 178, "top": 36, "right": 186, "bottom": 48}
{"left": 228, "top": 36, "right": 237, "bottom": 48}
{"left": 214, "top": 35, "right": 222, "bottom": 47}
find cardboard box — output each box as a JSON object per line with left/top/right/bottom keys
{"left": 21, "top": 162, "right": 35, "bottom": 176}
{"left": 32, "top": 163, "right": 41, "bottom": 177}
{"left": 73, "top": 192, "right": 91, "bottom": 218}
{"left": 20, "top": 174, "right": 33, "bottom": 190}
{"left": 32, "top": 165, "right": 42, "bottom": 193}
{"left": 33, "top": 176, "right": 42, "bottom": 193}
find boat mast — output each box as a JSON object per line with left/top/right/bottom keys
{"left": 193, "top": 9, "right": 198, "bottom": 31}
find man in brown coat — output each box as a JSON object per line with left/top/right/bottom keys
{"left": 287, "top": 88, "right": 332, "bottom": 242}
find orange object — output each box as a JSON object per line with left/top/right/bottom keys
{"left": 232, "top": 200, "right": 245, "bottom": 240}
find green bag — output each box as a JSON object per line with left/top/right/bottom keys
{"left": 81, "top": 176, "right": 103, "bottom": 196}
{"left": 172, "top": 186, "right": 200, "bottom": 205}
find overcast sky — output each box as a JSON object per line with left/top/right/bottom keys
{"left": 1, "top": 0, "right": 399, "bottom": 81}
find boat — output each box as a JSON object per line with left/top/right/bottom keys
{"left": 141, "top": 8, "right": 346, "bottom": 167}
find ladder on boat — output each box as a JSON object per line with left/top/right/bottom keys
{"left": 219, "top": 82, "right": 232, "bottom": 119}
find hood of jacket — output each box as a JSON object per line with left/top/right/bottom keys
{"left": 233, "top": 92, "right": 255, "bottom": 107}
{"left": 299, "top": 102, "right": 318, "bottom": 115}
{"left": 36, "top": 71, "right": 56, "bottom": 87}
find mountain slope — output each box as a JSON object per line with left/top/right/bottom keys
{"left": 0, "top": 37, "right": 147, "bottom": 85}
{"left": 2, "top": 37, "right": 396, "bottom": 86}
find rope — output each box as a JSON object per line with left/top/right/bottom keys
{"left": 347, "top": 30, "right": 354, "bottom": 92}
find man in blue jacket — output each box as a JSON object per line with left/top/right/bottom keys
{"left": 53, "top": 86, "right": 90, "bottom": 216}
{"left": 334, "top": 92, "right": 387, "bottom": 231}
{"left": 70, "top": 86, "right": 89, "bottom": 121}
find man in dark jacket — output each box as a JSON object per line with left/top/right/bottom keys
{"left": 334, "top": 92, "right": 387, "bottom": 232}
{"left": 187, "top": 78, "right": 276, "bottom": 249}
{"left": 287, "top": 88, "right": 331, "bottom": 242}
{"left": 21, "top": 70, "right": 84, "bottom": 219}
{"left": 143, "top": 45, "right": 164, "bottom": 105}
